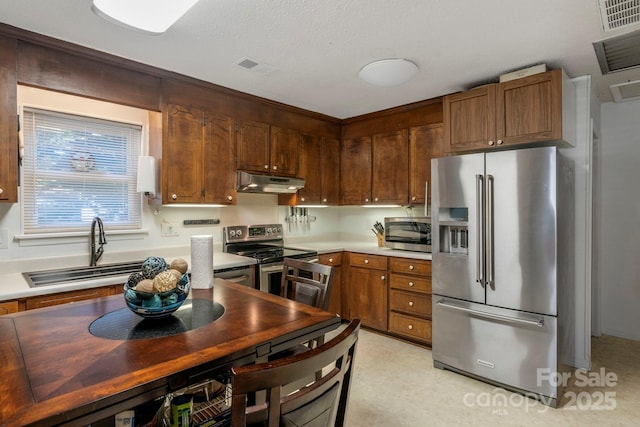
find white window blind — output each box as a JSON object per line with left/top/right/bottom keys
{"left": 22, "top": 107, "right": 142, "bottom": 234}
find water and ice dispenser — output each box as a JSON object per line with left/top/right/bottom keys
{"left": 438, "top": 208, "right": 469, "bottom": 255}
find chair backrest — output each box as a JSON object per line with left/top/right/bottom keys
{"left": 231, "top": 319, "right": 361, "bottom": 427}
{"left": 280, "top": 258, "right": 334, "bottom": 311}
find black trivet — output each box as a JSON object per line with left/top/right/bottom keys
{"left": 89, "top": 299, "right": 225, "bottom": 340}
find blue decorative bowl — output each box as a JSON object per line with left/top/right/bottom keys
{"left": 123, "top": 274, "right": 190, "bottom": 319}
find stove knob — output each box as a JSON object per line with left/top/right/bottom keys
{"left": 277, "top": 227, "right": 282, "bottom": 233}
{"left": 237, "top": 230, "right": 243, "bottom": 237}
{"left": 229, "top": 230, "right": 236, "bottom": 237}
{"left": 266, "top": 227, "right": 272, "bottom": 234}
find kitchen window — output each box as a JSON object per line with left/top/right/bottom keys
{"left": 21, "top": 107, "right": 142, "bottom": 234}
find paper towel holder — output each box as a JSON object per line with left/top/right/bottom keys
{"left": 137, "top": 155, "right": 161, "bottom": 215}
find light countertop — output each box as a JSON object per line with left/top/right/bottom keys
{"left": 0, "top": 237, "right": 430, "bottom": 301}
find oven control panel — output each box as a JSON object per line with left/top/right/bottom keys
{"left": 224, "top": 224, "right": 284, "bottom": 243}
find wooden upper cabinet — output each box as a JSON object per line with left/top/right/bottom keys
{"left": 409, "top": 124, "right": 444, "bottom": 205}
{"left": 0, "top": 35, "right": 17, "bottom": 203}
{"left": 163, "top": 104, "right": 236, "bottom": 204}
{"left": 372, "top": 129, "right": 409, "bottom": 205}
{"left": 296, "top": 133, "right": 322, "bottom": 204}
{"left": 237, "top": 122, "right": 299, "bottom": 176}
{"left": 444, "top": 69, "right": 573, "bottom": 153}
{"left": 163, "top": 105, "right": 203, "bottom": 203}
{"left": 320, "top": 137, "right": 340, "bottom": 204}
{"left": 237, "top": 120, "right": 270, "bottom": 173}
{"left": 293, "top": 134, "right": 340, "bottom": 205}
{"left": 496, "top": 69, "right": 563, "bottom": 145}
{"left": 203, "top": 114, "right": 237, "bottom": 204}
{"left": 340, "top": 136, "right": 372, "bottom": 205}
{"left": 270, "top": 125, "right": 299, "bottom": 176}
{"left": 444, "top": 84, "right": 496, "bottom": 152}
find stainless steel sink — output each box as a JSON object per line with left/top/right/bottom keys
{"left": 23, "top": 261, "right": 143, "bottom": 288}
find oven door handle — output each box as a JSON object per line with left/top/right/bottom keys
{"left": 260, "top": 264, "right": 284, "bottom": 273}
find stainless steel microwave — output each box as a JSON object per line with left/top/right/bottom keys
{"left": 384, "top": 217, "right": 432, "bottom": 252}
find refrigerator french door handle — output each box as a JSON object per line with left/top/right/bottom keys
{"left": 476, "top": 174, "right": 484, "bottom": 286}
{"left": 486, "top": 174, "right": 494, "bottom": 290}
{"left": 436, "top": 299, "right": 544, "bottom": 327}
{"left": 424, "top": 180, "right": 429, "bottom": 216}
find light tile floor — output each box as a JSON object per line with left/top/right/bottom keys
{"left": 343, "top": 329, "right": 640, "bottom": 427}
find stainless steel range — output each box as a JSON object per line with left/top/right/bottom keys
{"left": 223, "top": 223, "right": 318, "bottom": 294}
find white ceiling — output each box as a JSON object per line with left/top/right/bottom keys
{"left": 1, "top": 0, "right": 639, "bottom": 119}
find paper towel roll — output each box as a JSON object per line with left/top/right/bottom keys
{"left": 190, "top": 235, "right": 214, "bottom": 289}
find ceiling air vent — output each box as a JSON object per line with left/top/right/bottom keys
{"left": 593, "top": 30, "right": 640, "bottom": 74}
{"left": 610, "top": 79, "right": 640, "bottom": 102}
{"left": 234, "top": 57, "right": 277, "bottom": 74}
{"left": 598, "top": 0, "right": 640, "bottom": 31}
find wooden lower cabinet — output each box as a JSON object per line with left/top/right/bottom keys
{"left": 345, "top": 253, "right": 388, "bottom": 331}
{"left": 319, "top": 252, "right": 342, "bottom": 317}
{"left": 0, "top": 300, "right": 18, "bottom": 315}
{"left": 24, "top": 286, "right": 118, "bottom": 310}
{"left": 387, "top": 257, "right": 433, "bottom": 344}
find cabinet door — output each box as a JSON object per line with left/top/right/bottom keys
{"left": 163, "top": 105, "right": 203, "bottom": 203}
{"left": 320, "top": 137, "right": 340, "bottom": 205}
{"left": 237, "top": 120, "right": 270, "bottom": 173}
{"left": 203, "top": 114, "right": 236, "bottom": 204}
{"left": 347, "top": 266, "right": 387, "bottom": 330}
{"left": 297, "top": 133, "right": 322, "bottom": 204}
{"left": 0, "top": 300, "right": 18, "bottom": 315}
{"left": 319, "top": 252, "right": 342, "bottom": 316}
{"left": 496, "top": 69, "right": 562, "bottom": 146}
{"left": 444, "top": 85, "right": 497, "bottom": 152}
{"left": 270, "top": 126, "right": 299, "bottom": 176}
{"left": 372, "top": 130, "right": 409, "bottom": 205}
{"left": 340, "top": 136, "right": 372, "bottom": 205}
{"left": 409, "top": 124, "right": 443, "bottom": 205}
{"left": 0, "top": 35, "right": 17, "bottom": 202}
{"left": 25, "top": 287, "right": 113, "bottom": 310}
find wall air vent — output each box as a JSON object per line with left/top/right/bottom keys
{"left": 598, "top": 0, "right": 640, "bottom": 31}
{"left": 234, "top": 57, "right": 277, "bottom": 74}
{"left": 610, "top": 79, "right": 640, "bottom": 102}
{"left": 593, "top": 30, "right": 640, "bottom": 74}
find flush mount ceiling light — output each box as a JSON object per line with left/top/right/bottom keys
{"left": 92, "top": 0, "right": 200, "bottom": 35}
{"left": 358, "top": 58, "right": 419, "bottom": 86}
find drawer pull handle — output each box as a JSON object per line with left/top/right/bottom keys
{"left": 409, "top": 265, "right": 415, "bottom": 270}
{"left": 380, "top": 275, "right": 385, "bottom": 280}
{"left": 364, "top": 259, "right": 369, "bottom": 264}
{"left": 409, "top": 301, "right": 414, "bottom": 307}
{"left": 408, "top": 324, "right": 413, "bottom": 330}
{"left": 328, "top": 258, "right": 333, "bottom": 263}
{"left": 408, "top": 281, "right": 414, "bottom": 287}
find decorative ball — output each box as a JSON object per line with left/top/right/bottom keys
{"left": 170, "top": 258, "right": 189, "bottom": 275}
{"left": 152, "top": 270, "right": 178, "bottom": 292}
{"left": 126, "top": 271, "right": 145, "bottom": 289}
{"left": 168, "top": 268, "right": 183, "bottom": 282}
{"left": 124, "top": 288, "right": 140, "bottom": 304}
{"left": 141, "top": 294, "right": 162, "bottom": 308}
{"left": 141, "top": 256, "right": 168, "bottom": 279}
{"left": 135, "top": 279, "right": 154, "bottom": 293}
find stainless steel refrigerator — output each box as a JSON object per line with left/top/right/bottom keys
{"left": 431, "top": 146, "right": 575, "bottom": 407}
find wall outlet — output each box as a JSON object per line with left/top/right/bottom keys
{"left": 0, "top": 229, "right": 8, "bottom": 249}
{"left": 161, "top": 222, "right": 179, "bottom": 237}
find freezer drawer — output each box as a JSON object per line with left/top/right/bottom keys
{"left": 432, "top": 298, "right": 559, "bottom": 402}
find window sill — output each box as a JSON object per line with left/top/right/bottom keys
{"left": 15, "top": 229, "right": 149, "bottom": 247}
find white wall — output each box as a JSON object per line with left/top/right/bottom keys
{"left": 598, "top": 98, "right": 640, "bottom": 341}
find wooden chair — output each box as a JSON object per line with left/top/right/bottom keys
{"left": 280, "top": 257, "right": 334, "bottom": 313}
{"left": 230, "top": 319, "right": 361, "bottom": 427}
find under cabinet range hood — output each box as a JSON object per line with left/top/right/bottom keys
{"left": 236, "top": 171, "right": 305, "bottom": 194}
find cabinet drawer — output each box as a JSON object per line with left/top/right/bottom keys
{"left": 388, "top": 312, "right": 432, "bottom": 343}
{"left": 389, "top": 273, "right": 431, "bottom": 293}
{"left": 0, "top": 300, "right": 19, "bottom": 315}
{"left": 348, "top": 252, "right": 387, "bottom": 270}
{"left": 389, "top": 290, "right": 432, "bottom": 317}
{"left": 389, "top": 257, "right": 431, "bottom": 276}
{"left": 26, "top": 287, "right": 113, "bottom": 310}
{"left": 319, "top": 252, "right": 342, "bottom": 266}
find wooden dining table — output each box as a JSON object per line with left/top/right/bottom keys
{"left": 0, "top": 279, "right": 341, "bottom": 426}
